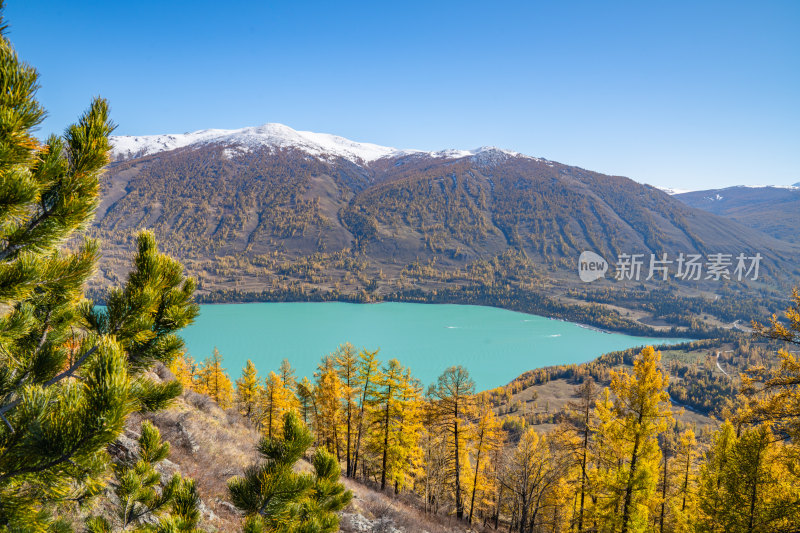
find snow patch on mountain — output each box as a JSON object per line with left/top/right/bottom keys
{"left": 659, "top": 184, "right": 800, "bottom": 196}
{"left": 731, "top": 184, "right": 800, "bottom": 190}
{"left": 110, "top": 123, "right": 539, "bottom": 165}
{"left": 656, "top": 186, "right": 694, "bottom": 195}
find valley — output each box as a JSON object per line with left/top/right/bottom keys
{"left": 85, "top": 124, "right": 800, "bottom": 340}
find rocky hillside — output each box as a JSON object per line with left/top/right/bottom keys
{"left": 97, "top": 365, "right": 477, "bottom": 533}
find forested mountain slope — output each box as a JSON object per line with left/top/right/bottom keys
{"left": 90, "top": 125, "right": 800, "bottom": 310}
{"left": 675, "top": 185, "right": 800, "bottom": 244}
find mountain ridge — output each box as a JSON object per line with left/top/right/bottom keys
{"left": 675, "top": 185, "right": 800, "bottom": 244}
{"left": 90, "top": 125, "right": 800, "bottom": 319}
{"left": 110, "top": 122, "right": 538, "bottom": 165}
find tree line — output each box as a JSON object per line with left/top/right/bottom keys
{"left": 172, "top": 315, "right": 800, "bottom": 532}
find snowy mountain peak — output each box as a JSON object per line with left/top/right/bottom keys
{"left": 110, "top": 123, "right": 404, "bottom": 164}
{"left": 110, "top": 123, "right": 537, "bottom": 165}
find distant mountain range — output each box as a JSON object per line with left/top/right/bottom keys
{"left": 110, "top": 123, "right": 529, "bottom": 165}
{"left": 674, "top": 186, "right": 800, "bottom": 244}
{"left": 92, "top": 124, "right": 800, "bottom": 298}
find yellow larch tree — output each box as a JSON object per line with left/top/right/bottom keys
{"left": 314, "top": 355, "right": 344, "bottom": 458}
{"left": 502, "top": 428, "right": 559, "bottom": 533}
{"left": 696, "top": 420, "right": 736, "bottom": 532}
{"left": 366, "top": 359, "right": 424, "bottom": 492}
{"left": 278, "top": 358, "right": 299, "bottom": 412}
{"left": 487, "top": 426, "right": 509, "bottom": 529}
{"left": 419, "top": 407, "right": 449, "bottom": 515}
{"left": 260, "top": 370, "right": 293, "bottom": 439}
{"left": 427, "top": 365, "right": 475, "bottom": 520}
{"left": 668, "top": 428, "right": 698, "bottom": 531}
{"left": 170, "top": 353, "right": 196, "bottom": 392}
{"left": 592, "top": 346, "right": 673, "bottom": 533}
{"left": 235, "top": 359, "right": 262, "bottom": 421}
{"left": 466, "top": 398, "right": 503, "bottom": 524}
{"left": 297, "top": 375, "right": 317, "bottom": 428}
{"left": 558, "top": 377, "right": 599, "bottom": 532}
{"left": 196, "top": 347, "right": 234, "bottom": 408}
{"left": 333, "top": 342, "right": 360, "bottom": 478}
{"left": 696, "top": 421, "right": 800, "bottom": 532}
{"left": 389, "top": 367, "right": 425, "bottom": 493}
{"left": 350, "top": 348, "right": 380, "bottom": 480}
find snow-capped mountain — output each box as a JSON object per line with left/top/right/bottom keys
{"left": 94, "top": 123, "right": 800, "bottom": 296}
{"left": 110, "top": 123, "right": 533, "bottom": 165}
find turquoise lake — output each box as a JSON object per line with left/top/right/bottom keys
{"left": 179, "top": 302, "right": 689, "bottom": 390}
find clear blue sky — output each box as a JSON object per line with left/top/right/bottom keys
{"left": 6, "top": 1, "right": 799, "bottom": 189}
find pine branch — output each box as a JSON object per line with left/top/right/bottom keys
{"left": 0, "top": 433, "right": 92, "bottom": 482}
{"left": 0, "top": 412, "right": 12, "bottom": 433}
{"left": 0, "top": 345, "right": 97, "bottom": 417}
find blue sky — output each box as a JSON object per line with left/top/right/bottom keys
{"left": 6, "top": 1, "right": 799, "bottom": 189}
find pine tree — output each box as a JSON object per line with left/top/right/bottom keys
{"left": 428, "top": 365, "right": 475, "bottom": 520}
{"left": 86, "top": 231, "right": 198, "bottom": 378}
{"left": 228, "top": 411, "right": 352, "bottom": 533}
{"left": 0, "top": 8, "right": 196, "bottom": 528}
{"left": 593, "top": 346, "right": 673, "bottom": 533}
{"left": 86, "top": 232, "right": 198, "bottom": 414}
{"left": 84, "top": 422, "right": 200, "bottom": 532}
{"left": 236, "top": 359, "right": 262, "bottom": 421}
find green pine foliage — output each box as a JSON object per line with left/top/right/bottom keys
{"left": 84, "top": 422, "right": 200, "bottom": 533}
{"left": 86, "top": 231, "right": 199, "bottom": 373}
{"left": 228, "top": 411, "right": 352, "bottom": 533}
{"left": 84, "top": 231, "right": 199, "bottom": 412}
{"left": 0, "top": 5, "right": 197, "bottom": 530}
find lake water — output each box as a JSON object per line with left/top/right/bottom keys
{"left": 179, "top": 302, "right": 689, "bottom": 390}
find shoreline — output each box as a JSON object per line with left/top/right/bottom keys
{"left": 183, "top": 291, "right": 713, "bottom": 340}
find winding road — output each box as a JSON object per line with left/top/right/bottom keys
{"left": 715, "top": 350, "right": 733, "bottom": 377}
